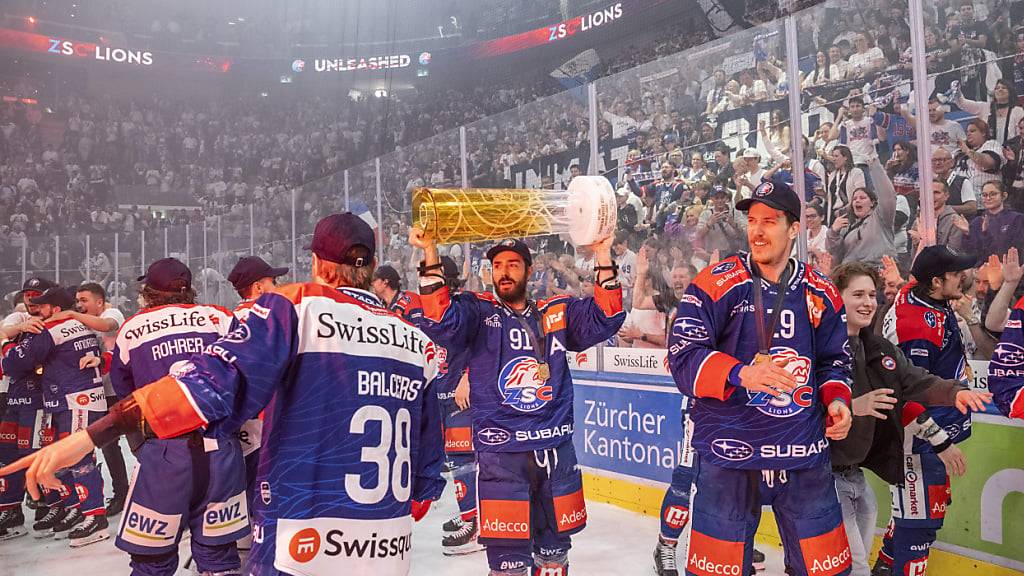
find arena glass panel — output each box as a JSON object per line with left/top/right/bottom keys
{"left": 59, "top": 232, "right": 87, "bottom": 290}
{"left": 379, "top": 129, "right": 463, "bottom": 289}
{"left": 0, "top": 235, "right": 23, "bottom": 293}
{"left": 116, "top": 231, "right": 144, "bottom": 317}
{"left": 24, "top": 235, "right": 57, "bottom": 286}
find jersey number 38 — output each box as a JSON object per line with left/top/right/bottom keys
{"left": 345, "top": 406, "right": 412, "bottom": 505}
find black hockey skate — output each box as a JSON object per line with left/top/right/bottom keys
{"left": 653, "top": 536, "right": 679, "bottom": 576}
{"left": 752, "top": 548, "right": 766, "bottom": 571}
{"left": 0, "top": 507, "right": 26, "bottom": 540}
{"left": 442, "top": 516, "right": 484, "bottom": 555}
{"left": 32, "top": 505, "right": 64, "bottom": 537}
{"left": 442, "top": 515, "right": 465, "bottom": 533}
{"left": 52, "top": 507, "right": 83, "bottom": 539}
{"left": 68, "top": 514, "right": 109, "bottom": 547}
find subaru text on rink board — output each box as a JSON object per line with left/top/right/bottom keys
{"left": 667, "top": 253, "right": 852, "bottom": 470}
{"left": 121, "top": 283, "right": 444, "bottom": 576}
{"left": 989, "top": 295, "right": 1024, "bottom": 420}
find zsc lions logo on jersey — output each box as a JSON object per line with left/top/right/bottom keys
{"left": 498, "top": 356, "right": 553, "bottom": 412}
{"left": 712, "top": 261, "right": 735, "bottom": 275}
{"left": 746, "top": 346, "right": 813, "bottom": 417}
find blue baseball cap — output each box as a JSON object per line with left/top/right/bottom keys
{"left": 138, "top": 258, "right": 192, "bottom": 292}
{"left": 305, "top": 213, "right": 375, "bottom": 267}
{"left": 228, "top": 256, "right": 289, "bottom": 291}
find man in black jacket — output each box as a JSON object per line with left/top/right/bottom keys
{"left": 829, "top": 262, "right": 991, "bottom": 576}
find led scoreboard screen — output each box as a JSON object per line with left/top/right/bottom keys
{"left": 471, "top": 0, "right": 670, "bottom": 58}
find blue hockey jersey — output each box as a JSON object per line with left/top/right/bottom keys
{"left": 1, "top": 330, "right": 43, "bottom": 411}
{"left": 893, "top": 283, "right": 972, "bottom": 450}
{"left": 128, "top": 283, "right": 444, "bottom": 576}
{"left": 1, "top": 318, "right": 104, "bottom": 414}
{"left": 667, "top": 253, "right": 852, "bottom": 471}
{"left": 417, "top": 282, "right": 625, "bottom": 453}
{"left": 987, "top": 296, "right": 1024, "bottom": 420}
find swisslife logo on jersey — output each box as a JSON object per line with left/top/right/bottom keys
{"left": 498, "top": 356, "right": 553, "bottom": 412}
{"left": 746, "top": 346, "right": 813, "bottom": 417}
{"left": 276, "top": 517, "right": 413, "bottom": 573}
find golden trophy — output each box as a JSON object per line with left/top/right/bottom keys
{"left": 412, "top": 176, "right": 618, "bottom": 246}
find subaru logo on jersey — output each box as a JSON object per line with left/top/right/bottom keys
{"left": 924, "top": 311, "right": 937, "bottom": 328}
{"left": 882, "top": 356, "right": 897, "bottom": 371}
{"left": 711, "top": 261, "right": 735, "bottom": 275}
{"left": 710, "top": 438, "right": 754, "bottom": 461}
{"left": 672, "top": 316, "right": 709, "bottom": 342}
{"left": 995, "top": 342, "right": 1024, "bottom": 366}
{"left": 477, "top": 427, "right": 511, "bottom": 446}
{"left": 746, "top": 347, "right": 813, "bottom": 417}
{"left": 498, "top": 356, "right": 554, "bottom": 412}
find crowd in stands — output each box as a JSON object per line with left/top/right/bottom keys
{"left": 3, "top": 0, "right": 1024, "bottom": 338}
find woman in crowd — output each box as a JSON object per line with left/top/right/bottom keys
{"left": 1001, "top": 117, "right": 1024, "bottom": 209}
{"left": 830, "top": 262, "right": 991, "bottom": 576}
{"left": 679, "top": 153, "right": 710, "bottom": 186}
{"left": 956, "top": 180, "right": 1024, "bottom": 263}
{"left": 824, "top": 145, "right": 866, "bottom": 225}
{"left": 803, "top": 50, "right": 838, "bottom": 88}
{"left": 619, "top": 243, "right": 674, "bottom": 348}
{"left": 827, "top": 161, "right": 897, "bottom": 267}
{"left": 955, "top": 78, "right": 1024, "bottom": 145}
{"left": 885, "top": 141, "right": 920, "bottom": 210}
{"left": 954, "top": 118, "right": 1004, "bottom": 192}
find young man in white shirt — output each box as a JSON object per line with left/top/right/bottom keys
{"left": 830, "top": 96, "right": 879, "bottom": 165}
{"left": 54, "top": 283, "right": 129, "bottom": 516}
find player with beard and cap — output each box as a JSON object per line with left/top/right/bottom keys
{"left": 409, "top": 228, "right": 625, "bottom": 576}
{"left": 1, "top": 214, "right": 445, "bottom": 576}
{"left": 668, "top": 179, "right": 854, "bottom": 576}
{"left": 0, "top": 278, "right": 56, "bottom": 540}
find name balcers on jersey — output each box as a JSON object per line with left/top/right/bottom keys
{"left": 2, "top": 318, "right": 104, "bottom": 413}
{"left": 142, "top": 284, "right": 444, "bottom": 575}
{"left": 418, "top": 284, "right": 625, "bottom": 453}
{"left": 987, "top": 296, "right": 1024, "bottom": 419}
{"left": 893, "top": 284, "right": 972, "bottom": 449}
{"left": 668, "top": 254, "right": 852, "bottom": 470}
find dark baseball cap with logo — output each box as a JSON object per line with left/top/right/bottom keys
{"left": 20, "top": 277, "right": 57, "bottom": 297}
{"left": 486, "top": 239, "right": 533, "bottom": 267}
{"left": 736, "top": 180, "right": 801, "bottom": 220}
{"left": 138, "top": 257, "right": 193, "bottom": 292}
{"left": 305, "top": 213, "right": 375, "bottom": 267}
{"left": 228, "top": 256, "right": 289, "bottom": 291}
{"left": 911, "top": 245, "right": 976, "bottom": 285}
{"left": 30, "top": 286, "right": 76, "bottom": 310}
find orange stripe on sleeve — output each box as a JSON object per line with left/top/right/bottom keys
{"left": 694, "top": 352, "right": 739, "bottom": 401}
{"left": 132, "top": 376, "right": 208, "bottom": 439}
{"left": 593, "top": 284, "right": 623, "bottom": 317}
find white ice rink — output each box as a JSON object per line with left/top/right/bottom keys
{"left": 0, "top": 476, "right": 788, "bottom": 575}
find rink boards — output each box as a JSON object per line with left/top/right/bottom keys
{"left": 568, "top": 348, "right": 1024, "bottom": 575}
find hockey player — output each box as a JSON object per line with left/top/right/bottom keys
{"left": 378, "top": 258, "right": 483, "bottom": 555}
{"left": 106, "top": 257, "right": 246, "bottom": 575}
{"left": 54, "top": 282, "right": 130, "bottom": 516}
{"left": 227, "top": 256, "right": 289, "bottom": 489}
{"left": 873, "top": 246, "right": 978, "bottom": 576}
{"left": 0, "top": 277, "right": 56, "bottom": 540}
{"left": 990, "top": 296, "right": 1024, "bottom": 420}
{"left": 409, "top": 229, "right": 626, "bottom": 576}
{"left": 668, "top": 179, "right": 854, "bottom": 576}
{"left": 2, "top": 213, "right": 445, "bottom": 576}
{"left": 0, "top": 286, "right": 109, "bottom": 546}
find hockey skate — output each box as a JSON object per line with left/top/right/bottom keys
{"left": 0, "top": 507, "right": 27, "bottom": 540}
{"left": 68, "top": 514, "right": 109, "bottom": 547}
{"left": 441, "top": 516, "right": 484, "bottom": 555}
{"left": 32, "top": 505, "right": 64, "bottom": 537}
{"left": 653, "top": 536, "right": 679, "bottom": 576}
{"left": 442, "top": 515, "right": 465, "bottom": 533}
{"left": 52, "top": 507, "right": 83, "bottom": 540}
{"left": 870, "top": 560, "right": 893, "bottom": 576}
